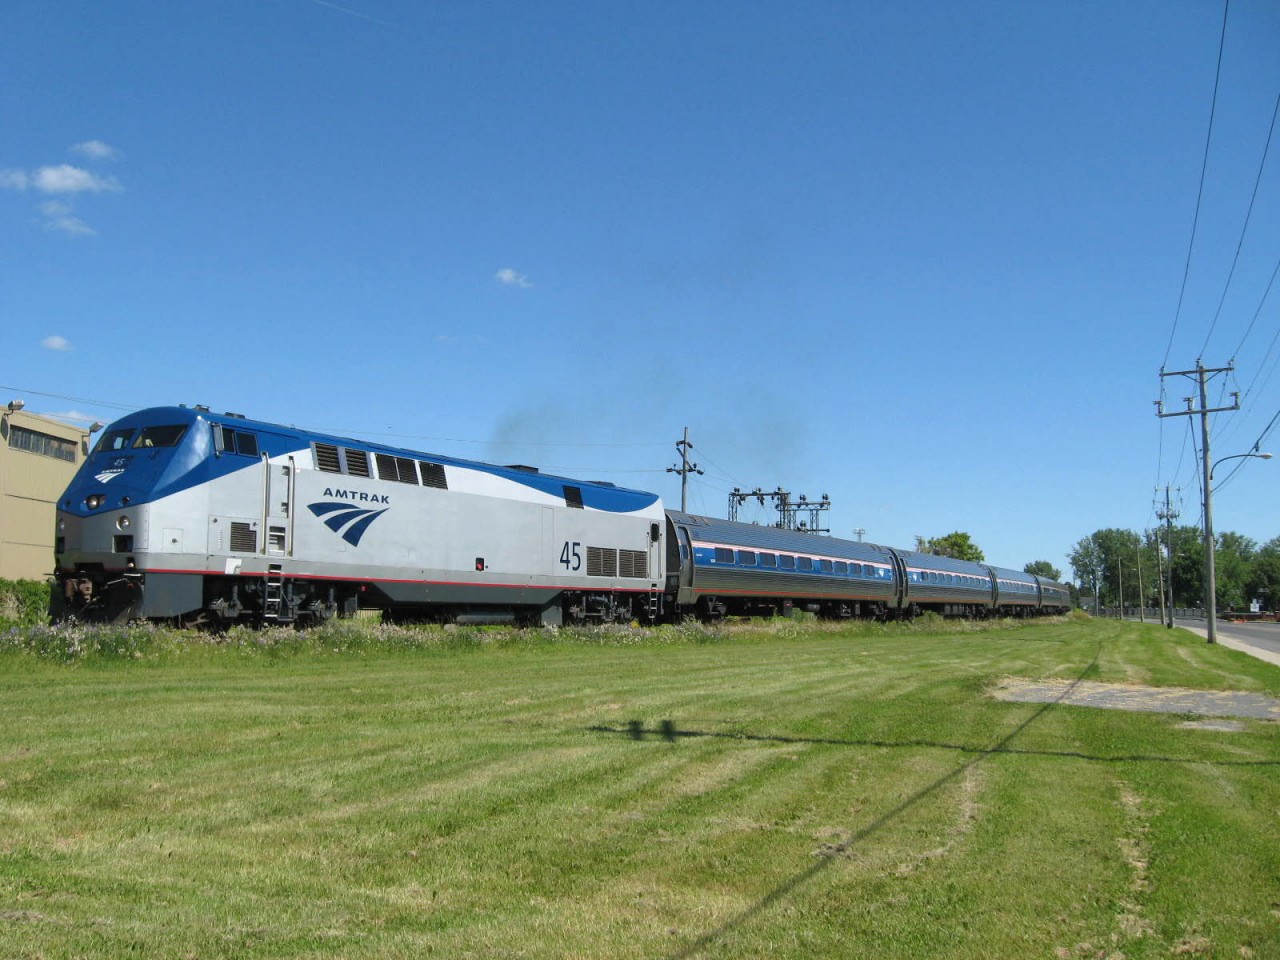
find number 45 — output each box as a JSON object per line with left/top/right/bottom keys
{"left": 559, "top": 541, "right": 582, "bottom": 571}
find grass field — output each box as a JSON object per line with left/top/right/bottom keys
{"left": 1, "top": 616, "right": 1278, "bottom": 959}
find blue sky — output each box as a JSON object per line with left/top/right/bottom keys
{"left": 4, "top": 0, "right": 1279, "bottom": 583}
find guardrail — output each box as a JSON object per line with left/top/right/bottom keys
{"left": 1094, "top": 607, "right": 1278, "bottom": 623}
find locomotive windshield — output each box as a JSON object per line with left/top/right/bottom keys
{"left": 95, "top": 428, "right": 135, "bottom": 453}
{"left": 133, "top": 425, "right": 188, "bottom": 448}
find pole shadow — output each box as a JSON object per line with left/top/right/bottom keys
{"left": 586, "top": 644, "right": 1273, "bottom": 959}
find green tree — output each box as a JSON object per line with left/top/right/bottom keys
{"left": 1247, "top": 536, "right": 1280, "bottom": 612}
{"left": 1023, "top": 560, "right": 1062, "bottom": 581}
{"left": 1214, "top": 532, "right": 1256, "bottom": 612}
{"left": 919, "top": 531, "right": 984, "bottom": 562}
{"left": 1163, "top": 525, "right": 1205, "bottom": 608}
{"left": 1069, "top": 535, "right": 1103, "bottom": 611}
{"left": 1069, "top": 529, "right": 1144, "bottom": 608}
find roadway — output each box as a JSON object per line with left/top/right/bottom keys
{"left": 1168, "top": 616, "right": 1280, "bottom": 667}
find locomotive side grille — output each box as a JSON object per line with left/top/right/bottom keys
{"left": 376, "top": 453, "right": 419, "bottom": 484}
{"left": 419, "top": 462, "right": 448, "bottom": 489}
{"left": 586, "top": 546, "right": 617, "bottom": 577}
{"left": 344, "top": 448, "right": 371, "bottom": 477}
{"left": 564, "top": 486, "right": 584, "bottom": 509}
{"left": 618, "top": 549, "right": 648, "bottom": 579}
{"left": 230, "top": 522, "right": 258, "bottom": 553}
{"left": 314, "top": 443, "right": 341, "bottom": 473}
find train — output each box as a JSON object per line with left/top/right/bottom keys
{"left": 50, "top": 405, "right": 1070, "bottom": 626}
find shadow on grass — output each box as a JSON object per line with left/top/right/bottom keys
{"left": 586, "top": 644, "right": 1270, "bottom": 960}
{"left": 586, "top": 719, "right": 1280, "bottom": 768}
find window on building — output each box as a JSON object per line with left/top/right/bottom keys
{"left": 9, "top": 425, "right": 77, "bottom": 462}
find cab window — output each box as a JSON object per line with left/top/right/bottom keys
{"left": 96, "top": 428, "right": 135, "bottom": 453}
{"left": 134, "top": 425, "right": 188, "bottom": 448}
{"left": 219, "top": 427, "right": 259, "bottom": 456}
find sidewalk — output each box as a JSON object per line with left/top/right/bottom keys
{"left": 1173, "top": 621, "right": 1280, "bottom": 668}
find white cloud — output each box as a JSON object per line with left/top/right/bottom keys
{"left": 42, "top": 335, "right": 73, "bottom": 351}
{"left": 495, "top": 267, "right": 532, "bottom": 289}
{"left": 71, "top": 140, "right": 121, "bottom": 160}
{"left": 37, "top": 200, "right": 96, "bottom": 236}
{"left": 45, "top": 410, "right": 97, "bottom": 425}
{"left": 43, "top": 215, "right": 97, "bottom": 237}
{"left": 3, "top": 150, "right": 123, "bottom": 236}
{"left": 32, "top": 164, "right": 122, "bottom": 194}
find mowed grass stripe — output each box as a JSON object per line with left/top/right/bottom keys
{"left": 2, "top": 617, "right": 1279, "bottom": 958}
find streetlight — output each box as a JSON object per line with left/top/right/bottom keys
{"left": 1203, "top": 451, "right": 1273, "bottom": 643}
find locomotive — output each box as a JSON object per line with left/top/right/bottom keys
{"left": 51, "top": 406, "right": 1070, "bottom": 626}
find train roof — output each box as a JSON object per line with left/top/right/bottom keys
{"left": 666, "top": 511, "right": 895, "bottom": 562}
{"left": 983, "top": 564, "right": 1035, "bottom": 584}
{"left": 96, "top": 406, "right": 661, "bottom": 510}
{"left": 892, "top": 549, "right": 990, "bottom": 577}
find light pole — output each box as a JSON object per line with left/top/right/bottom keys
{"left": 1204, "top": 451, "right": 1272, "bottom": 643}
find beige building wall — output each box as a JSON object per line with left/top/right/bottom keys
{"left": 0, "top": 404, "right": 93, "bottom": 581}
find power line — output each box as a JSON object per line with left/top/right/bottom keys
{"left": 1229, "top": 253, "right": 1280, "bottom": 361}
{"left": 0, "top": 381, "right": 674, "bottom": 451}
{"left": 1161, "top": 0, "right": 1231, "bottom": 370}
{"left": 1200, "top": 90, "right": 1280, "bottom": 359}
{"left": 1217, "top": 282, "right": 1280, "bottom": 450}
{"left": 1215, "top": 403, "right": 1280, "bottom": 491}
{"left": 0, "top": 383, "right": 139, "bottom": 412}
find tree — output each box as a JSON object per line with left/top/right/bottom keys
{"left": 1164, "top": 525, "right": 1204, "bottom": 608}
{"left": 1024, "top": 560, "right": 1062, "bottom": 581}
{"left": 919, "top": 531, "right": 984, "bottom": 562}
{"left": 1214, "top": 532, "right": 1257, "bottom": 612}
{"left": 1247, "top": 536, "right": 1280, "bottom": 613}
{"left": 1068, "top": 535, "right": 1103, "bottom": 611}
{"left": 1069, "top": 529, "right": 1144, "bottom": 608}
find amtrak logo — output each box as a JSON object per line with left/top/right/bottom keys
{"left": 308, "top": 502, "right": 389, "bottom": 547}
{"left": 95, "top": 457, "right": 130, "bottom": 484}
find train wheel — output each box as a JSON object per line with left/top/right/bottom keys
{"left": 698, "top": 597, "right": 726, "bottom": 623}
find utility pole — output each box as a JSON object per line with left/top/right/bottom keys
{"left": 1117, "top": 557, "right": 1124, "bottom": 620}
{"left": 666, "top": 427, "right": 703, "bottom": 514}
{"left": 1136, "top": 548, "right": 1145, "bottom": 623}
{"left": 853, "top": 528, "right": 866, "bottom": 542}
{"left": 1156, "top": 486, "right": 1179, "bottom": 629}
{"left": 1156, "top": 362, "right": 1239, "bottom": 644}
{"left": 1152, "top": 529, "right": 1167, "bottom": 627}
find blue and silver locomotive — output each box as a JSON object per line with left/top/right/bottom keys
{"left": 53, "top": 406, "right": 665, "bottom": 626}
{"left": 52, "top": 406, "right": 1070, "bottom": 625}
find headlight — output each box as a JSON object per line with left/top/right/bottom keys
{"left": 116, "top": 515, "right": 131, "bottom": 530}
{"left": 58, "top": 519, "right": 66, "bottom": 532}
{"left": 86, "top": 494, "right": 105, "bottom": 510}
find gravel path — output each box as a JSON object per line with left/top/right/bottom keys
{"left": 991, "top": 677, "right": 1280, "bottom": 721}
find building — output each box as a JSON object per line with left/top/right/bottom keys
{"left": 0, "top": 401, "right": 96, "bottom": 581}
